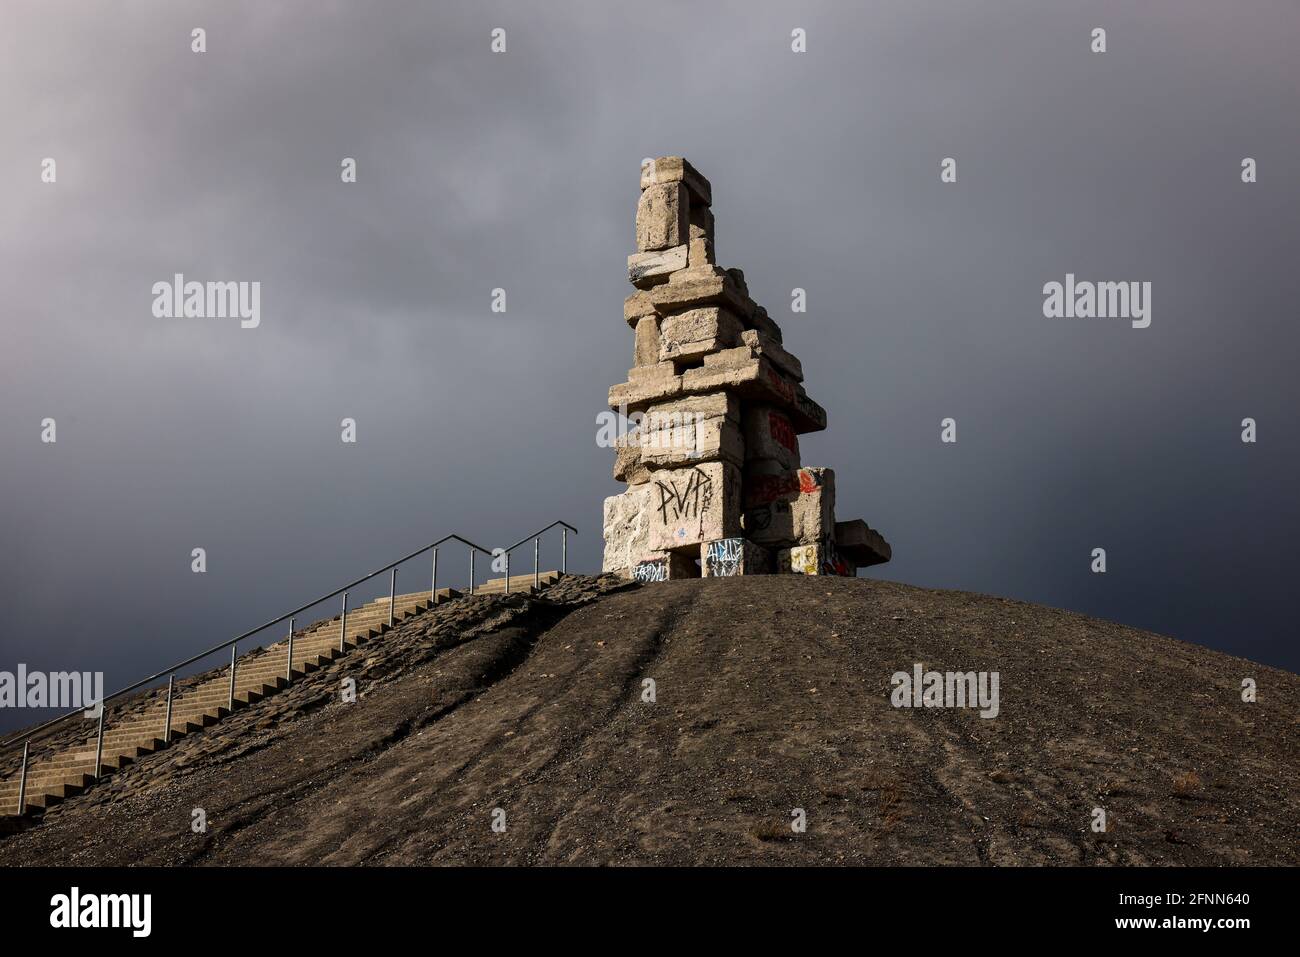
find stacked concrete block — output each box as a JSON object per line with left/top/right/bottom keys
{"left": 603, "top": 157, "right": 891, "bottom": 580}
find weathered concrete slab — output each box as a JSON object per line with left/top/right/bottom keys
{"left": 749, "top": 305, "right": 784, "bottom": 344}
{"left": 735, "top": 329, "right": 801, "bottom": 381}
{"left": 612, "top": 442, "right": 652, "bottom": 485}
{"left": 609, "top": 362, "right": 682, "bottom": 410}
{"left": 646, "top": 265, "right": 752, "bottom": 317}
{"left": 834, "top": 519, "right": 892, "bottom": 567}
{"left": 701, "top": 537, "right": 770, "bottom": 577}
{"left": 633, "top": 315, "right": 661, "bottom": 367}
{"left": 636, "top": 181, "right": 688, "bottom": 252}
{"left": 743, "top": 466, "right": 835, "bottom": 548}
{"left": 611, "top": 352, "right": 827, "bottom": 434}
{"left": 628, "top": 245, "right": 688, "bottom": 287}
{"left": 659, "top": 307, "right": 744, "bottom": 364}
{"left": 743, "top": 405, "right": 801, "bottom": 471}
{"left": 645, "top": 461, "right": 742, "bottom": 552}
{"left": 641, "top": 156, "right": 712, "bottom": 207}
{"left": 778, "top": 536, "right": 854, "bottom": 577}
{"left": 602, "top": 484, "right": 656, "bottom": 573}
{"left": 638, "top": 393, "right": 744, "bottom": 469}
{"left": 687, "top": 203, "right": 715, "bottom": 267}
{"left": 687, "top": 354, "right": 827, "bottom": 433}
{"left": 624, "top": 290, "right": 656, "bottom": 328}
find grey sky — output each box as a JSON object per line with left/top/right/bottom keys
{"left": 2, "top": 0, "right": 1297, "bottom": 731}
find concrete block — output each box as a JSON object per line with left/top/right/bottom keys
{"left": 645, "top": 461, "right": 742, "bottom": 552}
{"left": 778, "top": 536, "right": 854, "bottom": 577}
{"left": 688, "top": 353, "right": 827, "bottom": 432}
{"left": 738, "top": 329, "right": 801, "bottom": 381}
{"left": 624, "top": 290, "right": 656, "bottom": 328}
{"left": 743, "top": 405, "right": 801, "bottom": 471}
{"left": 633, "top": 315, "right": 661, "bottom": 367}
{"left": 743, "top": 466, "right": 835, "bottom": 548}
{"left": 835, "top": 519, "right": 892, "bottom": 567}
{"left": 609, "top": 361, "right": 682, "bottom": 410}
{"left": 636, "top": 182, "right": 688, "bottom": 252}
{"left": 749, "top": 305, "right": 784, "bottom": 344}
{"left": 602, "top": 484, "right": 656, "bottom": 573}
{"left": 641, "top": 156, "right": 712, "bottom": 207}
{"left": 701, "top": 537, "right": 771, "bottom": 577}
{"left": 646, "top": 265, "right": 751, "bottom": 316}
{"left": 687, "top": 202, "right": 715, "bottom": 266}
{"left": 659, "top": 307, "right": 744, "bottom": 364}
{"left": 612, "top": 442, "right": 652, "bottom": 485}
{"left": 638, "top": 393, "right": 744, "bottom": 469}
{"left": 629, "top": 549, "right": 697, "bottom": 582}
{"left": 629, "top": 245, "right": 688, "bottom": 288}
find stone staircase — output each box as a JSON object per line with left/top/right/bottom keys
{"left": 0, "top": 571, "right": 561, "bottom": 817}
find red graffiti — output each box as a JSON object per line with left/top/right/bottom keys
{"left": 745, "top": 468, "right": 820, "bottom": 507}
{"left": 764, "top": 366, "right": 797, "bottom": 405}
{"left": 768, "top": 411, "right": 799, "bottom": 455}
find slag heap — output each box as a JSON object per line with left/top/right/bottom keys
{"left": 603, "top": 156, "right": 891, "bottom": 581}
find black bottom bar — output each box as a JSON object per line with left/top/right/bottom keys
{"left": 0, "top": 865, "right": 1282, "bottom": 941}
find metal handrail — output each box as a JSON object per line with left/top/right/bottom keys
{"left": 502, "top": 521, "right": 578, "bottom": 555}
{"left": 1, "top": 531, "right": 502, "bottom": 755}
{"left": 501, "top": 521, "right": 578, "bottom": 593}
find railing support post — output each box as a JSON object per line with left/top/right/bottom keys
{"left": 431, "top": 547, "right": 438, "bottom": 602}
{"left": 163, "top": 675, "right": 174, "bottom": 744}
{"left": 228, "top": 643, "right": 237, "bottom": 711}
{"left": 534, "top": 537, "right": 540, "bottom": 590}
{"left": 469, "top": 550, "right": 475, "bottom": 595}
{"left": 340, "top": 592, "right": 349, "bottom": 652}
{"left": 389, "top": 567, "right": 397, "bottom": 628}
{"left": 286, "top": 616, "right": 295, "bottom": 684}
{"left": 561, "top": 528, "right": 567, "bottom": 575}
{"left": 94, "top": 703, "right": 105, "bottom": 780}
{"left": 16, "top": 741, "right": 29, "bottom": 814}
{"left": 505, "top": 552, "right": 510, "bottom": 594}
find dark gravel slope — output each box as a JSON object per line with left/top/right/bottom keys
{"left": 3, "top": 575, "right": 1295, "bottom": 865}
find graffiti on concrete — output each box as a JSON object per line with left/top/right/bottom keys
{"left": 704, "top": 537, "right": 744, "bottom": 577}
{"left": 655, "top": 467, "right": 713, "bottom": 523}
{"left": 632, "top": 557, "right": 669, "bottom": 582}
{"left": 820, "top": 535, "right": 851, "bottom": 576}
{"left": 745, "top": 468, "right": 819, "bottom": 508}
{"left": 767, "top": 411, "right": 799, "bottom": 456}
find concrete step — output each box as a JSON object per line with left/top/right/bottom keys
{"left": 97, "top": 716, "right": 210, "bottom": 741}
{"left": 173, "top": 678, "right": 286, "bottom": 701}
{"left": 11, "top": 751, "right": 134, "bottom": 776}
{"left": 38, "top": 743, "right": 157, "bottom": 768}
{"left": 0, "top": 783, "right": 80, "bottom": 811}
{"left": 0, "top": 772, "right": 94, "bottom": 799}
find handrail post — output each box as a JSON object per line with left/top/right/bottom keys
{"left": 93, "top": 703, "right": 105, "bottom": 780}
{"left": 340, "top": 592, "right": 349, "bottom": 652}
{"left": 431, "top": 547, "right": 438, "bottom": 602}
{"left": 16, "top": 741, "right": 29, "bottom": 814}
{"left": 561, "top": 528, "right": 567, "bottom": 575}
{"left": 469, "top": 550, "right": 475, "bottom": 595}
{"left": 505, "top": 551, "right": 510, "bottom": 594}
{"left": 389, "top": 567, "right": 396, "bottom": 628}
{"left": 534, "top": 537, "right": 540, "bottom": 589}
{"left": 163, "top": 675, "right": 174, "bottom": 744}
{"left": 228, "top": 643, "right": 237, "bottom": 711}
{"left": 286, "top": 616, "right": 295, "bottom": 684}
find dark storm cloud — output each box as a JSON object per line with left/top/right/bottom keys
{"left": 2, "top": 0, "right": 1297, "bottom": 730}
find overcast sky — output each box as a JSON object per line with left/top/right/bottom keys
{"left": 2, "top": 0, "right": 1297, "bottom": 731}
